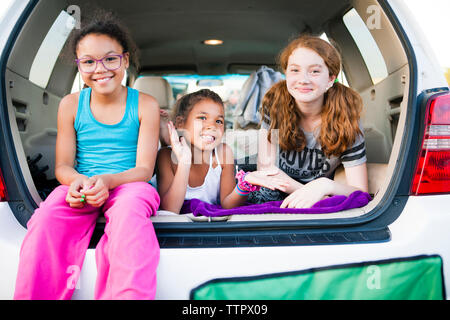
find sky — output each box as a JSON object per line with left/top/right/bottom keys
{"left": 0, "top": 0, "right": 448, "bottom": 69}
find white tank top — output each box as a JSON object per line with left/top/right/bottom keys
{"left": 185, "top": 148, "right": 222, "bottom": 204}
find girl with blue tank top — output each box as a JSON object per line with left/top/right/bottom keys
{"left": 156, "top": 89, "right": 289, "bottom": 214}
{"left": 14, "top": 13, "right": 161, "bottom": 300}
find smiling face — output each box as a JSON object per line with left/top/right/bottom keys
{"left": 76, "top": 33, "right": 129, "bottom": 95}
{"left": 285, "top": 47, "right": 335, "bottom": 108}
{"left": 178, "top": 99, "right": 225, "bottom": 151}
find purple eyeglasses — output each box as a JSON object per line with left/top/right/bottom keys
{"left": 75, "top": 53, "right": 124, "bottom": 73}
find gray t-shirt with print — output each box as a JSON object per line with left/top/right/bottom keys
{"left": 248, "top": 116, "right": 366, "bottom": 203}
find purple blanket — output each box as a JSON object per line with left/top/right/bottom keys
{"left": 181, "top": 191, "right": 371, "bottom": 217}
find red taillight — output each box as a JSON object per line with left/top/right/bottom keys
{"left": 411, "top": 92, "right": 450, "bottom": 195}
{"left": 0, "top": 169, "right": 7, "bottom": 201}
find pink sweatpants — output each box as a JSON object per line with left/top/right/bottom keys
{"left": 14, "top": 182, "right": 160, "bottom": 300}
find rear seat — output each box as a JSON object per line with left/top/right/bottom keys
{"left": 133, "top": 76, "right": 174, "bottom": 111}
{"left": 333, "top": 163, "right": 387, "bottom": 197}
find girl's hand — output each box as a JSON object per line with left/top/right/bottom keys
{"left": 280, "top": 177, "right": 332, "bottom": 208}
{"left": 167, "top": 121, "right": 191, "bottom": 166}
{"left": 81, "top": 175, "right": 111, "bottom": 208}
{"left": 244, "top": 169, "right": 289, "bottom": 192}
{"left": 65, "top": 176, "right": 89, "bottom": 208}
{"left": 267, "top": 168, "right": 304, "bottom": 194}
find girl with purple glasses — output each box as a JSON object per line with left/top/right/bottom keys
{"left": 14, "top": 12, "right": 161, "bottom": 300}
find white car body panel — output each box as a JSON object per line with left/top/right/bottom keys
{"left": 3, "top": 194, "right": 450, "bottom": 299}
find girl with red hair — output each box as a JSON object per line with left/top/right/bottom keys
{"left": 253, "top": 35, "right": 368, "bottom": 208}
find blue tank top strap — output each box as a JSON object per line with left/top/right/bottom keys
{"left": 74, "top": 87, "right": 91, "bottom": 132}
{"left": 127, "top": 86, "right": 140, "bottom": 127}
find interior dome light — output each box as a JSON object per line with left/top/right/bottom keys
{"left": 203, "top": 39, "right": 223, "bottom": 45}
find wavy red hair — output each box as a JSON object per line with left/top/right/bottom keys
{"left": 261, "top": 35, "right": 363, "bottom": 157}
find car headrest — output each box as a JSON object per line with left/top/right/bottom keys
{"left": 133, "top": 76, "right": 175, "bottom": 109}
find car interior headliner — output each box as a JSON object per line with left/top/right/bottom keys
{"left": 74, "top": 0, "right": 351, "bottom": 74}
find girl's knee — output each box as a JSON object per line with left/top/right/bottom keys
{"left": 38, "top": 185, "right": 69, "bottom": 208}
{"left": 29, "top": 185, "right": 69, "bottom": 225}
{"left": 110, "top": 182, "right": 160, "bottom": 213}
{"left": 29, "top": 185, "right": 99, "bottom": 228}
{"left": 116, "top": 182, "right": 159, "bottom": 201}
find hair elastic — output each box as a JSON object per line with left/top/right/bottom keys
{"left": 235, "top": 170, "right": 260, "bottom": 195}
{"left": 234, "top": 184, "right": 251, "bottom": 196}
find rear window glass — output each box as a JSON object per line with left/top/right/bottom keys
{"left": 162, "top": 74, "right": 250, "bottom": 127}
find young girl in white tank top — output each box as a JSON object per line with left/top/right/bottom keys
{"left": 184, "top": 147, "right": 222, "bottom": 204}
{"left": 156, "top": 89, "right": 288, "bottom": 214}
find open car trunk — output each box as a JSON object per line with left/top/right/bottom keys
{"left": 1, "top": 0, "right": 414, "bottom": 246}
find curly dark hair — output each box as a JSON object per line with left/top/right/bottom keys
{"left": 172, "top": 89, "right": 224, "bottom": 122}
{"left": 69, "top": 10, "right": 139, "bottom": 70}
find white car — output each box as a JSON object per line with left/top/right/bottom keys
{"left": 0, "top": 0, "right": 449, "bottom": 300}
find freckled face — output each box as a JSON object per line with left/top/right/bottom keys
{"left": 285, "top": 47, "right": 335, "bottom": 105}
{"left": 76, "top": 34, "right": 129, "bottom": 95}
